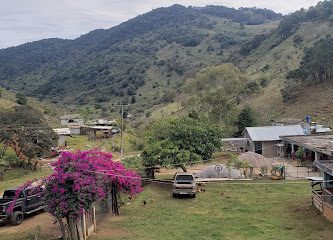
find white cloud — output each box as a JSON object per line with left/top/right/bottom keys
{"left": 0, "top": 0, "right": 321, "bottom": 49}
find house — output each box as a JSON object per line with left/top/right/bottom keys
{"left": 281, "top": 134, "right": 333, "bottom": 162}
{"left": 86, "top": 126, "right": 113, "bottom": 141}
{"left": 60, "top": 114, "right": 84, "bottom": 127}
{"left": 243, "top": 125, "right": 305, "bottom": 158}
{"left": 311, "top": 159, "right": 333, "bottom": 222}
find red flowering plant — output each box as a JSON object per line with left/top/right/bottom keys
{"left": 45, "top": 150, "right": 142, "bottom": 219}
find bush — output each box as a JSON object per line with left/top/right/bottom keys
{"left": 245, "top": 82, "right": 259, "bottom": 94}
{"left": 16, "top": 93, "right": 27, "bottom": 105}
{"left": 0, "top": 154, "right": 21, "bottom": 167}
{"left": 260, "top": 78, "right": 268, "bottom": 87}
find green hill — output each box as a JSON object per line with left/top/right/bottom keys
{"left": 0, "top": 1, "right": 333, "bottom": 130}
{"left": 240, "top": 0, "right": 333, "bottom": 126}
{"left": 0, "top": 88, "right": 64, "bottom": 127}
{"left": 0, "top": 5, "right": 280, "bottom": 112}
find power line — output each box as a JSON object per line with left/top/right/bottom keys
{"left": 81, "top": 168, "right": 331, "bottom": 184}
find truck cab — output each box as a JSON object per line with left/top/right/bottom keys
{"left": 172, "top": 172, "right": 196, "bottom": 198}
{"left": 0, "top": 186, "right": 45, "bottom": 225}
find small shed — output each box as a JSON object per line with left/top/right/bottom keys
{"left": 53, "top": 128, "right": 71, "bottom": 146}
{"left": 243, "top": 125, "right": 304, "bottom": 158}
{"left": 87, "top": 126, "right": 113, "bottom": 141}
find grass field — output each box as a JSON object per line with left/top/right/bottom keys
{"left": 0, "top": 167, "right": 52, "bottom": 194}
{"left": 90, "top": 181, "right": 333, "bottom": 240}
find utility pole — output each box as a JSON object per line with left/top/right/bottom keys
{"left": 113, "top": 103, "right": 129, "bottom": 160}
{"left": 120, "top": 105, "right": 124, "bottom": 160}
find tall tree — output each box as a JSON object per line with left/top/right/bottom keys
{"left": 0, "top": 106, "right": 58, "bottom": 161}
{"left": 185, "top": 64, "right": 245, "bottom": 135}
{"left": 142, "top": 117, "right": 223, "bottom": 172}
{"left": 234, "top": 106, "right": 257, "bottom": 137}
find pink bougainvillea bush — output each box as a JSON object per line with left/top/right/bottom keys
{"left": 45, "top": 150, "right": 142, "bottom": 219}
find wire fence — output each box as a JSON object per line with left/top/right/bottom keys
{"left": 82, "top": 193, "right": 114, "bottom": 239}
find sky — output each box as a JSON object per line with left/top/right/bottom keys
{"left": 0, "top": 0, "right": 322, "bottom": 49}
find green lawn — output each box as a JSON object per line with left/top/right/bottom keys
{"left": 91, "top": 181, "right": 333, "bottom": 240}
{"left": 0, "top": 167, "right": 52, "bottom": 194}
{"left": 66, "top": 133, "right": 142, "bottom": 160}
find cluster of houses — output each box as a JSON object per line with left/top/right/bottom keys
{"left": 53, "top": 114, "right": 120, "bottom": 146}
{"left": 222, "top": 117, "right": 333, "bottom": 221}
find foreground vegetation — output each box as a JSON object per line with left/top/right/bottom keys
{"left": 91, "top": 181, "right": 333, "bottom": 240}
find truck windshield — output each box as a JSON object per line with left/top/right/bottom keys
{"left": 3, "top": 190, "right": 24, "bottom": 199}
{"left": 176, "top": 175, "right": 193, "bottom": 181}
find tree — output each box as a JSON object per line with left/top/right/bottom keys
{"left": 234, "top": 106, "right": 257, "bottom": 137}
{"left": 184, "top": 64, "right": 246, "bottom": 135}
{"left": 0, "top": 106, "right": 58, "bottom": 162}
{"left": 142, "top": 117, "right": 223, "bottom": 172}
{"left": 8, "top": 150, "right": 142, "bottom": 240}
{"left": 16, "top": 93, "right": 27, "bottom": 105}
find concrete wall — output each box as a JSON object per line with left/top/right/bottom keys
{"left": 245, "top": 140, "right": 255, "bottom": 152}
{"left": 244, "top": 140, "right": 279, "bottom": 157}
{"left": 58, "top": 135, "right": 66, "bottom": 146}
{"left": 262, "top": 141, "right": 279, "bottom": 158}
{"left": 69, "top": 127, "right": 81, "bottom": 135}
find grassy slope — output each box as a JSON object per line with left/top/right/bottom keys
{"left": 90, "top": 182, "right": 333, "bottom": 240}
{"left": 0, "top": 167, "right": 51, "bottom": 195}
{"left": 243, "top": 21, "right": 333, "bottom": 126}
{"left": 136, "top": 20, "right": 279, "bottom": 126}
{"left": 0, "top": 88, "right": 64, "bottom": 127}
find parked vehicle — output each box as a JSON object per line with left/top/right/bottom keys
{"left": 172, "top": 172, "right": 196, "bottom": 198}
{"left": 0, "top": 186, "right": 45, "bottom": 225}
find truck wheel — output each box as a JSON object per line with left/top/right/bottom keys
{"left": 10, "top": 211, "right": 24, "bottom": 225}
{"left": 192, "top": 194, "right": 196, "bottom": 198}
{"left": 173, "top": 193, "right": 177, "bottom": 198}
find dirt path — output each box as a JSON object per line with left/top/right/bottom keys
{"left": 0, "top": 211, "right": 59, "bottom": 236}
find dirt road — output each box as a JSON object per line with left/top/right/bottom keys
{"left": 0, "top": 211, "right": 60, "bottom": 237}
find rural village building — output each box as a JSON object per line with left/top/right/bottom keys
{"left": 281, "top": 134, "right": 333, "bottom": 162}
{"left": 60, "top": 114, "right": 84, "bottom": 127}
{"left": 243, "top": 125, "right": 305, "bottom": 158}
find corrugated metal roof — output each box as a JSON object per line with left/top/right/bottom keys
{"left": 244, "top": 125, "right": 304, "bottom": 141}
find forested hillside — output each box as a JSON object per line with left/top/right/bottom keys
{"left": 0, "top": 1, "right": 333, "bottom": 131}
{"left": 0, "top": 5, "right": 281, "bottom": 112}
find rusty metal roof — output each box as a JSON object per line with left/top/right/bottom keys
{"left": 282, "top": 134, "right": 333, "bottom": 156}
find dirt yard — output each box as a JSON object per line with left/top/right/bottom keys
{"left": 0, "top": 211, "right": 60, "bottom": 240}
